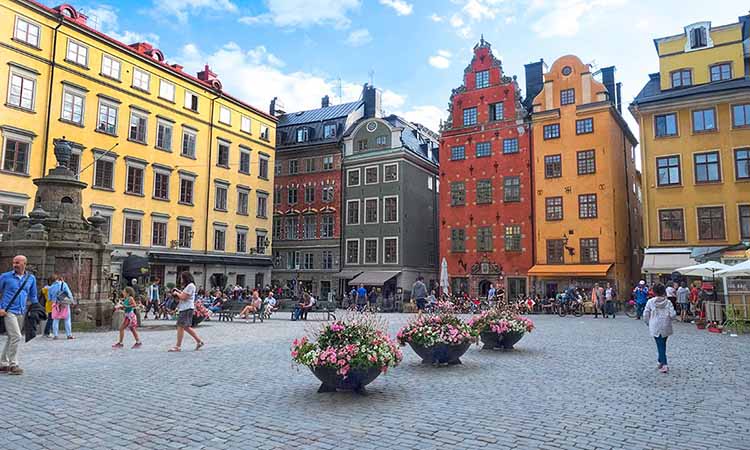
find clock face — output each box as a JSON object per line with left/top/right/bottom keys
{"left": 366, "top": 121, "right": 378, "bottom": 132}
{"left": 562, "top": 66, "right": 572, "bottom": 76}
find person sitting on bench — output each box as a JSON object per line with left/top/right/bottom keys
{"left": 238, "top": 290, "right": 262, "bottom": 322}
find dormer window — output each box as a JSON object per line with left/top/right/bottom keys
{"left": 670, "top": 69, "right": 692, "bottom": 88}
{"left": 690, "top": 27, "right": 707, "bottom": 49}
{"left": 323, "top": 124, "right": 336, "bottom": 138}
{"left": 297, "top": 128, "right": 309, "bottom": 142}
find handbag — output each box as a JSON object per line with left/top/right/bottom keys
{"left": 0, "top": 273, "right": 30, "bottom": 335}
{"left": 51, "top": 303, "right": 69, "bottom": 320}
{"left": 56, "top": 281, "right": 75, "bottom": 306}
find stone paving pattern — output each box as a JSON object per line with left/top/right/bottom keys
{"left": 4, "top": 313, "right": 750, "bottom": 450}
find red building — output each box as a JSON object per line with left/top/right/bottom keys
{"left": 439, "top": 37, "right": 533, "bottom": 299}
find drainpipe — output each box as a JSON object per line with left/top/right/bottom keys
{"left": 42, "top": 16, "right": 65, "bottom": 176}
{"left": 527, "top": 121, "right": 536, "bottom": 296}
{"left": 621, "top": 129, "right": 634, "bottom": 291}
{"left": 338, "top": 141, "right": 346, "bottom": 298}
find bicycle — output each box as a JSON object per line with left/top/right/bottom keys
{"left": 623, "top": 299, "right": 638, "bottom": 318}
{"left": 557, "top": 298, "right": 584, "bottom": 317}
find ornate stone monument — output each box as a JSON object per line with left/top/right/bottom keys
{"left": 0, "top": 138, "right": 112, "bottom": 328}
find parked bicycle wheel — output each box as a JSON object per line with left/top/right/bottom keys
{"left": 557, "top": 303, "right": 567, "bottom": 317}
{"left": 624, "top": 301, "right": 637, "bottom": 318}
{"left": 573, "top": 303, "right": 583, "bottom": 317}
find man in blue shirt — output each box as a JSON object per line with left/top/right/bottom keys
{"left": 0, "top": 255, "right": 38, "bottom": 375}
{"left": 633, "top": 280, "right": 649, "bottom": 320}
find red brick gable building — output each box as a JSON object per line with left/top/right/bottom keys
{"left": 439, "top": 37, "right": 533, "bottom": 299}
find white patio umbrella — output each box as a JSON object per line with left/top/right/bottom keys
{"left": 440, "top": 258, "right": 449, "bottom": 296}
{"left": 675, "top": 261, "right": 731, "bottom": 278}
{"left": 716, "top": 260, "right": 750, "bottom": 277}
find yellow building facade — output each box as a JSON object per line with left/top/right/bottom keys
{"left": 528, "top": 55, "right": 642, "bottom": 297}
{"left": 0, "top": 1, "right": 277, "bottom": 289}
{"left": 630, "top": 15, "right": 750, "bottom": 279}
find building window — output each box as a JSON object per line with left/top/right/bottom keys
{"left": 124, "top": 218, "right": 141, "bottom": 245}
{"left": 274, "top": 187, "right": 281, "bottom": 206}
{"left": 503, "top": 138, "right": 518, "bottom": 154}
{"left": 475, "top": 70, "right": 489, "bottom": 89}
{"left": 126, "top": 165, "right": 144, "bottom": 195}
{"left": 659, "top": 209, "right": 685, "bottom": 241}
{"left": 217, "top": 141, "right": 230, "bottom": 167}
{"left": 323, "top": 155, "right": 334, "bottom": 170}
{"left": 219, "top": 106, "right": 231, "bottom": 125}
{"left": 155, "top": 120, "right": 173, "bottom": 151}
{"left": 214, "top": 185, "right": 228, "bottom": 211}
{"left": 451, "top": 229, "right": 465, "bottom": 252}
{"left": 735, "top": 148, "right": 750, "bottom": 180}
{"left": 258, "top": 155, "right": 269, "bottom": 179}
{"left": 489, "top": 102, "right": 503, "bottom": 121}
{"left": 346, "top": 240, "right": 359, "bottom": 264}
{"left": 260, "top": 125, "right": 270, "bottom": 140}
{"left": 179, "top": 178, "right": 194, "bottom": 204}
{"left": 546, "top": 239, "right": 564, "bottom": 264}
{"left": 2, "top": 138, "right": 30, "bottom": 174}
{"left": 692, "top": 108, "right": 716, "bottom": 133}
{"left": 503, "top": 176, "right": 520, "bottom": 202}
{"left": 357, "top": 140, "right": 368, "bottom": 152}
{"left": 463, "top": 107, "right": 477, "bottom": 126}
{"left": 710, "top": 63, "right": 731, "bottom": 82}
{"left": 181, "top": 129, "right": 196, "bottom": 158}
{"left": 303, "top": 216, "right": 316, "bottom": 239}
{"left": 697, "top": 206, "right": 725, "bottom": 240}
{"left": 383, "top": 237, "right": 398, "bottom": 264}
{"left": 576, "top": 150, "right": 596, "bottom": 175}
{"left": 257, "top": 193, "right": 268, "bottom": 218}
{"left": 322, "top": 185, "right": 334, "bottom": 203}
{"left": 93, "top": 159, "right": 114, "bottom": 189}
{"left": 656, "top": 156, "right": 681, "bottom": 186}
{"left": 239, "top": 150, "right": 251, "bottom": 174}
{"left": 560, "top": 88, "right": 575, "bottom": 105}
{"left": 286, "top": 251, "right": 299, "bottom": 269}
{"left": 128, "top": 110, "right": 147, "bottom": 143}
{"left": 477, "top": 226, "right": 493, "bottom": 252}
{"left": 543, "top": 124, "right": 560, "bottom": 140}
{"left": 285, "top": 216, "right": 299, "bottom": 240}
{"left": 365, "top": 198, "right": 378, "bottom": 224}
{"left": 14, "top": 16, "right": 40, "bottom": 47}
{"left": 184, "top": 91, "right": 198, "bottom": 112}
{"left": 504, "top": 225, "right": 521, "bottom": 252}
{"left": 97, "top": 100, "right": 118, "bottom": 135}
{"left": 384, "top": 163, "right": 398, "bottom": 182}
{"left": 297, "top": 128, "right": 308, "bottom": 142}
{"left": 476, "top": 179, "right": 493, "bottom": 204}
{"left": 739, "top": 205, "right": 750, "bottom": 240}
{"left": 159, "top": 80, "right": 175, "bottom": 102}
{"left": 214, "top": 228, "right": 226, "bottom": 251}
{"left": 178, "top": 224, "right": 192, "bottom": 248}
{"left": 347, "top": 169, "right": 360, "bottom": 186}
{"left": 383, "top": 196, "right": 398, "bottom": 223}
{"left": 302, "top": 253, "right": 314, "bottom": 270}
{"left": 66, "top": 39, "right": 88, "bottom": 66}
{"left": 321, "top": 250, "right": 333, "bottom": 270}
{"left": 544, "top": 154, "right": 562, "bottom": 178}
{"left": 241, "top": 116, "right": 251, "bottom": 133}
{"left": 546, "top": 197, "right": 563, "bottom": 221}
{"left": 578, "top": 194, "right": 597, "bottom": 219}
{"left": 152, "top": 221, "right": 167, "bottom": 247}
{"left": 476, "top": 141, "right": 491, "bottom": 158}
{"left": 671, "top": 69, "right": 692, "bottom": 88}
{"left": 694, "top": 151, "right": 721, "bottom": 183}
{"left": 236, "top": 231, "right": 247, "bottom": 253}
{"left": 100, "top": 55, "right": 121, "bottom": 80}
{"left": 323, "top": 124, "right": 336, "bottom": 138}
{"left": 365, "top": 166, "right": 378, "bottom": 184}
{"left": 321, "top": 215, "right": 334, "bottom": 238}
{"left": 655, "top": 113, "right": 678, "bottom": 137}
{"left": 272, "top": 218, "right": 282, "bottom": 240}
{"left": 732, "top": 104, "right": 750, "bottom": 128}
{"left": 450, "top": 182, "right": 465, "bottom": 206}
{"left": 364, "top": 239, "right": 378, "bottom": 264}
{"left": 66, "top": 150, "right": 80, "bottom": 176}
{"left": 97, "top": 215, "right": 111, "bottom": 244}
{"left": 153, "top": 172, "right": 169, "bottom": 200}
{"left": 7, "top": 69, "right": 36, "bottom": 111}
{"left": 61, "top": 87, "right": 85, "bottom": 125}
{"left": 580, "top": 238, "right": 599, "bottom": 263}
{"left": 237, "top": 190, "right": 249, "bottom": 215}
{"left": 287, "top": 187, "right": 298, "bottom": 204}
{"left": 304, "top": 158, "right": 316, "bottom": 173}
{"left": 347, "top": 200, "right": 360, "bottom": 225}
{"left": 575, "top": 118, "right": 593, "bottom": 135}
{"left": 450, "top": 146, "right": 466, "bottom": 160}
{"left": 689, "top": 26, "right": 707, "bottom": 49}
{"left": 303, "top": 185, "right": 315, "bottom": 203}
{"left": 132, "top": 68, "right": 150, "bottom": 91}
{"left": 255, "top": 233, "right": 267, "bottom": 254}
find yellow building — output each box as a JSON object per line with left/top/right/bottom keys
{"left": 630, "top": 15, "right": 750, "bottom": 280}
{"left": 527, "top": 55, "right": 642, "bottom": 298}
{"left": 0, "top": 1, "right": 277, "bottom": 289}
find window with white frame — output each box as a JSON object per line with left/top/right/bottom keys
{"left": 1, "top": 130, "right": 33, "bottom": 175}
{"left": 322, "top": 250, "right": 333, "bottom": 269}
{"left": 132, "top": 68, "right": 150, "bottom": 91}
{"left": 322, "top": 185, "right": 334, "bottom": 202}
{"left": 66, "top": 39, "right": 88, "bottom": 66}
{"left": 93, "top": 156, "right": 114, "bottom": 189}
{"left": 214, "top": 184, "right": 228, "bottom": 211}
{"left": 152, "top": 169, "right": 170, "bottom": 200}
{"left": 128, "top": 109, "right": 148, "bottom": 143}
{"left": 97, "top": 99, "right": 118, "bottom": 135}
{"left": 260, "top": 124, "right": 270, "bottom": 140}
{"left": 324, "top": 124, "right": 336, "bottom": 138}
{"left": 237, "top": 189, "right": 249, "bottom": 215}
{"left": 241, "top": 116, "right": 251, "bottom": 133}
{"left": 184, "top": 90, "right": 198, "bottom": 111}
{"left": 156, "top": 119, "right": 173, "bottom": 151}
{"left": 256, "top": 193, "right": 268, "bottom": 218}
{"left": 159, "top": 80, "right": 175, "bottom": 102}
{"left": 14, "top": 16, "right": 40, "bottom": 47}
{"left": 383, "top": 196, "right": 398, "bottom": 223}
{"left": 297, "top": 128, "right": 308, "bottom": 142}
{"left": 365, "top": 198, "right": 378, "bottom": 224}
{"left": 321, "top": 214, "right": 334, "bottom": 238}
{"left": 347, "top": 200, "right": 360, "bottom": 225}
{"left": 101, "top": 54, "right": 120, "bottom": 79}
{"left": 323, "top": 155, "right": 334, "bottom": 170}
{"left": 181, "top": 128, "right": 196, "bottom": 158}
{"left": 214, "top": 227, "right": 226, "bottom": 251}
{"left": 179, "top": 176, "right": 194, "bottom": 204}
{"left": 236, "top": 230, "right": 247, "bottom": 253}
{"left": 364, "top": 238, "right": 378, "bottom": 264}
{"left": 151, "top": 220, "right": 167, "bottom": 247}
{"left": 383, "top": 163, "right": 398, "bottom": 182}
{"left": 7, "top": 67, "right": 36, "bottom": 111}
{"left": 383, "top": 237, "right": 398, "bottom": 264}
{"left": 123, "top": 217, "right": 141, "bottom": 245}
{"left": 258, "top": 154, "right": 269, "bottom": 178}
{"left": 239, "top": 149, "right": 251, "bottom": 174}
{"left": 219, "top": 106, "right": 231, "bottom": 125}
{"left": 61, "top": 85, "right": 85, "bottom": 125}
{"left": 346, "top": 239, "right": 359, "bottom": 264}
{"left": 303, "top": 216, "right": 316, "bottom": 239}
{"left": 365, "top": 166, "right": 378, "bottom": 184}
{"left": 178, "top": 223, "right": 193, "bottom": 248}
{"left": 347, "top": 168, "right": 360, "bottom": 186}
{"left": 125, "top": 163, "right": 145, "bottom": 195}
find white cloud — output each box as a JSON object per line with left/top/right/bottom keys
{"left": 84, "top": 5, "right": 160, "bottom": 45}
{"left": 396, "top": 105, "right": 444, "bottom": 132}
{"left": 152, "top": 0, "right": 238, "bottom": 24}
{"left": 530, "top": 0, "right": 628, "bottom": 38}
{"left": 239, "top": 0, "right": 361, "bottom": 29}
{"left": 462, "top": 0, "right": 498, "bottom": 21}
{"left": 429, "top": 13, "right": 444, "bottom": 22}
{"left": 428, "top": 50, "right": 452, "bottom": 69}
{"left": 379, "top": 0, "right": 413, "bottom": 16}
{"left": 346, "top": 28, "right": 372, "bottom": 47}
{"left": 449, "top": 14, "right": 464, "bottom": 28}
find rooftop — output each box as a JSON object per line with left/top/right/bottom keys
{"left": 278, "top": 101, "right": 363, "bottom": 127}
{"left": 631, "top": 73, "right": 750, "bottom": 106}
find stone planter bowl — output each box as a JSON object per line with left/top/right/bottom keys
{"left": 500, "top": 330, "right": 525, "bottom": 350}
{"left": 311, "top": 366, "right": 382, "bottom": 394}
{"left": 479, "top": 330, "right": 525, "bottom": 350}
{"left": 408, "top": 341, "right": 471, "bottom": 365}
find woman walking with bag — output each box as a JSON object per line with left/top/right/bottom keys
{"left": 169, "top": 271, "right": 204, "bottom": 352}
{"left": 48, "top": 273, "right": 75, "bottom": 340}
{"left": 643, "top": 283, "right": 676, "bottom": 374}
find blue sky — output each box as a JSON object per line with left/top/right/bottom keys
{"left": 45, "top": 0, "right": 749, "bottom": 133}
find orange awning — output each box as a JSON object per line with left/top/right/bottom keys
{"left": 527, "top": 264, "right": 613, "bottom": 278}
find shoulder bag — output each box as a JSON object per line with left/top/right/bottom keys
{"left": 0, "top": 274, "right": 30, "bottom": 334}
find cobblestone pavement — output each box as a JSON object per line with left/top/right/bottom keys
{"left": 4, "top": 313, "right": 750, "bottom": 450}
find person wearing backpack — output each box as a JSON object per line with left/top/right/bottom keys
{"left": 0, "top": 255, "right": 39, "bottom": 375}
{"left": 48, "top": 273, "right": 75, "bottom": 340}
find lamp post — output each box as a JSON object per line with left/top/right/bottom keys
{"left": 561, "top": 233, "right": 569, "bottom": 263}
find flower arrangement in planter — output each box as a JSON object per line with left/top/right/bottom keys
{"left": 468, "top": 309, "right": 535, "bottom": 351}
{"left": 291, "top": 315, "right": 402, "bottom": 394}
{"left": 397, "top": 314, "right": 477, "bottom": 365}
{"left": 192, "top": 299, "right": 210, "bottom": 327}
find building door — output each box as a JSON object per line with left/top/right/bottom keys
{"left": 478, "top": 280, "right": 492, "bottom": 297}
{"left": 254, "top": 273, "right": 265, "bottom": 290}
{"left": 545, "top": 282, "right": 558, "bottom": 299}
{"left": 320, "top": 281, "right": 331, "bottom": 300}
{"left": 236, "top": 274, "right": 246, "bottom": 288}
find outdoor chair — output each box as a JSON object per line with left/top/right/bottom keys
{"left": 723, "top": 304, "right": 747, "bottom": 334}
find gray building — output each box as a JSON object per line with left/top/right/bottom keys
{"left": 340, "top": 85, "right": 440, "bottom": 299}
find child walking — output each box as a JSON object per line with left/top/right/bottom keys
{"left": 168, "top": 271, "right": 204, "bottom": 352}
{"left": 112, "top": 287, "right": 142, "bottom": 349}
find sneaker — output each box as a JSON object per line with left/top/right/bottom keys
{"left": 111, "top": 343, "right": 124, "bottom": 349}
{"left": 659, "top": 365, "right": 669, "bottom": 374}
{"left": 8, "top": 366, "right": 23, "bottom": 375}
{"left": 132, "top": 342, "right": 142, "bottom": 349}
{"left": 0, "top": 366, "right": 9, "bottom": 373}
{"left": 67, "top": 336, "right": 76, "bottom": 340}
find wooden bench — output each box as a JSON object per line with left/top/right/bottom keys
{"left": 285, "top": 300, "right": 337, "bottom": 321}
{"left": 216, "top": 302, "right": 264, "bottom": 323}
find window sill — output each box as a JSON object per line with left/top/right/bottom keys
{"left": 258, "top": 176, "right": 269, "bottom": 181}
{"left": 0, "top": 169, "right": 30, "bottom": 178}
{"left": 546, "top": 218, "right": 563, "bottom": 222}
{"left": 219, "top": 121, "right": 231, "bottom": 127}
{"left": 127, "top": 138, "right": 148, "bottom": 146}
{"left": 451, "top": 250, "right": 467, "bottom": 254}
{"left": 692, "top": 129, "right": 718, "bottom": 136}
{"left": 238, "top": 170, "right": 251, "bottom": 176}
{"left": 579, "top": 216, "right": 599, "bottom": 220}
{"left": 731, "top": 125, "right": 750, "bottom": 130}
{"left": 152, "top": 196, "right": 170, "bottom": 202}
{"left": 59, "top": 118, "right": 85, "bottom": 128}
{"left": 64, "top": 59, "right": 89, "bottom": 70}
{"left": 180, "top": 153, "right": 197, "bottom": 160}
{"left": 131, "top": 86, "right": 150, "bottom": 95}
{"left": 656, "top": 184, "right": 683, "bottom": 189}
{"left": 178, "top": 202, "right": 194, "bottom": 207}
{"left": 92, "top": 186, "right": 115, "bottom": 192}
{"left": 95, "top": 128, "right": 118, "bottom": 137}
{"left": 503, "top": 199, "right": 521, "bottom": 203}
{"left": 257, "top": 215, "right": 268, "bottom": 219}
{"left": 183, "top": 106, "right": 199, "bottom": 114}
{"left": 158, "top": 96, "right": 176, "bottom": 104}
{"left": 695, "top": 180, "right": 723, "bottom": 185}
{"left": 214, "top": 208, "right": 228, "bottom": 213}
{"left": 99, "top": 73, "right": 121, "bottom": 83}
{"left": 4, "top": 104, "right": 36, "bottom": 114}
{"left": 654, "top": 135, "right": 679, "bottom": 140}
{"left": 543, "top": 137, "right": 561, "bottom": 140}
{"left": 475, "top": 154, "right": 492, "bottom": 158}
{"left": 503, "top": 151, "right": 520, "bottom": 155}
{"left": 11, "top": 38, "right": 41, "bottom": 51}
{"left": 216, "top": 164, "right": 230, "bottom": 169}
{"left": 155, "top": 146, "right": 173, "bottom": 153}
{"left": 125, "top": 192, "right": 145, "bottom": 197}
{"left": 237, "top": 212, "right": 249, "bottom": 216}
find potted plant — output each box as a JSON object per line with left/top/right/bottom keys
{"left": 468, "top": 309, "right": 535, "bottom": 350}
{"left": 397, "top": 313, "right": 477, "bottom": 365}
{"left": 291, "top": 315, "right": 402, "bottom": 394}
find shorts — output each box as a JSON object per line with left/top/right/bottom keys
{"left": 123, "top": 311, "right": 138, "bottom": 330}
{"left": 177, "top": 309, "right": 194, "bottom": 328}
{"left": 416, "top": 298, "right": 426, "bottom": 310}
{"left": 679, "top": 303, "right": 690, "bottom": 311}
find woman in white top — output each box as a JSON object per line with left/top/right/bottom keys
{"left": 168, "top": 271, "right": 205, "bottom": 352}
{"left": 643, "top": 283, "right": 676, "bottom": 374}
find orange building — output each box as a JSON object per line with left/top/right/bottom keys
{"left": 527, "top": 55, "right": 642, "bottom": 298}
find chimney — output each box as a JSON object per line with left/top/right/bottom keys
{"left": 269, "top": 97, "right": 285, "bottom": 116}
{"left": 362, "top": 83, "right": 382, "bottom": 118}
{"left": 171, "top": 64, "right": 184, "bottom": 72}
{"left": 197, "top": 64, "right": 217, "bottom": 82}
{"left": 615, "top": 82, "right": 622, "bottom": 113}
{"left": 321, "top": 95, "right": 330, "bottom": 108}
{"left": 600, "top": 66, "right": 619, "bottom": 111}
{"left": 523, "top": 59, "right": 544, "bottom": 112}
{"left": 129, "top": 42, "right": 153, "bottom": 54}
